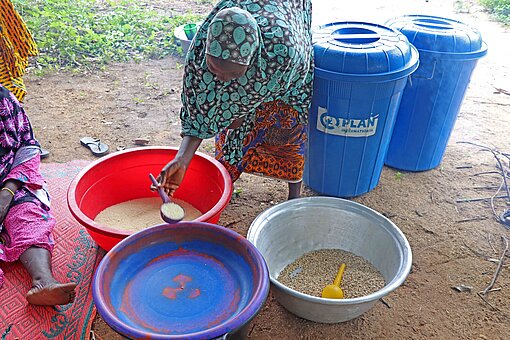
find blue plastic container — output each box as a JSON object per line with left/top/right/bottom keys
{"left": 385, "top": 15, "right": 487, "bottom": 171}
{"left": 304, "top": 22, "right": 419, "bottom": 197}
{"left": 93, "top": 222, "right": 269, "bottom": 340}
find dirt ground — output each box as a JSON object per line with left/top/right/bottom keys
{"left": 23, "top": 0, "right": 510, "bottom": 339}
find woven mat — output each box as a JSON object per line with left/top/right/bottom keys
{"left": 0, "top": 160, "right": 104, "bottom": 340}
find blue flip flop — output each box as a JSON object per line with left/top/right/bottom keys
{"left": 40, "top": 148, "right": 50, "bottom": 159}
{"left": 80, "top": 137, "right": 109, "bottom": 157}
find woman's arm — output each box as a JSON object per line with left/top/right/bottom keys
{"left": 158, "top": 136, "right": 203, "bottom": 196}
{"left": 2, "top": 179, "right": 22, "bottom": 193}
{"left": 174, "top": 135, "right": 203, "bottom": 166}
{"left": 0, "top": 179, "right": 22, "bottom": 223}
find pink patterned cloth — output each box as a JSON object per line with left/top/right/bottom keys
{"left": 0, "top": 157, "right": 56, "bottom": 288}
{"left": 4, "top": 152, "right": 45, "bottom": 189}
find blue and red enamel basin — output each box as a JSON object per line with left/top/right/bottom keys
{"left": 92, "top": 222, "right": 269, "bottom": 339}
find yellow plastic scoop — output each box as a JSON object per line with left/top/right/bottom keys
{"left": 321, "top": 263, "right": 346, "bottom": 299}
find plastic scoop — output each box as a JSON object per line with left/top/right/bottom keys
{"left": 321, "top": 263, "right": 346, "bottom": 299}
{"left": 149, "top": 173, "right": 185, "bottom": 224}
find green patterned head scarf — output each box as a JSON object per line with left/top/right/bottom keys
{"left": 206, "top": 7, "right": 260, "bottom": 66}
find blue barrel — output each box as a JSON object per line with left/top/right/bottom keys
{"left": 385, "top": 15, "right": 488, "bottom": 171}
{"left": 304, "top": 22, "right": 419, "bottom": 197}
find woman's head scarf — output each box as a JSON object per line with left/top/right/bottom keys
{"left": 205, "top": 7, "right": 260, "bottom": 66}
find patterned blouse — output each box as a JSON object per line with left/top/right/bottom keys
{"left": 180, "top": 0, "right": 313, "bottom": 164}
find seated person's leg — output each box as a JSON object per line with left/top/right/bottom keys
{"left": 3, "top": 203, "right": 76, "bottom": 305}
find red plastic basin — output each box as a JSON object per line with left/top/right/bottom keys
{"left": 67, "top": 147, "right": 233, "bottom": 251}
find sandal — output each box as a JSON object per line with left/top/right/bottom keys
{"left": 40, "top": 148, "right": 50, "bottom": 159}
{"left": 80, "top": 137, "right": 109, "bottom": 157}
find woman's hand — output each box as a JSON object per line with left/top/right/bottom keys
{"left": 156, "top": 136, "right": 203, "bottom": 196}
{"left": 158, "top": 158, "right": 188, "bottom": 196}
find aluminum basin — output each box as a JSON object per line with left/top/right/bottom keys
{"left": 247, "top": 196, "right": 412, "bottom": 323}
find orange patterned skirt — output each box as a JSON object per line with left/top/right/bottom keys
{"left": 215, "top": 100, "right": 307, "bottom": 183}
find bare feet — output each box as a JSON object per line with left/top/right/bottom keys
{"left": 26, "top": 280, "right": 77, "bottom": 306}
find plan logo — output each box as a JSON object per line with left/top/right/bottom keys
{"left": 317, "top": 107, "right": 379, "bottom": 137}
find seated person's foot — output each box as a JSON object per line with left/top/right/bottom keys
{"left": 26, "top": 279, "right": 77, "bottom": 306}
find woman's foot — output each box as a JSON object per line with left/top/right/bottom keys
{"left": 26, "top": 280, "right": 77, "bottom": 306}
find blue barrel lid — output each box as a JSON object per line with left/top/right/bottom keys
{"left": 386, "top": 15, "right": 487, "bottom": 59}
{"left": 313, "top": 21, "right": 419, "bottom": 81}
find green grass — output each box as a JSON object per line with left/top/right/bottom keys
{"left": 479, "top": 0, "right": 510, "bottom": 24}
{"left": 13, "top": 0, "right": 202, "bottom": 72}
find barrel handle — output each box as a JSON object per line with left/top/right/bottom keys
{"left": 411, "top": 59, "right": 437, "bottom": 80}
